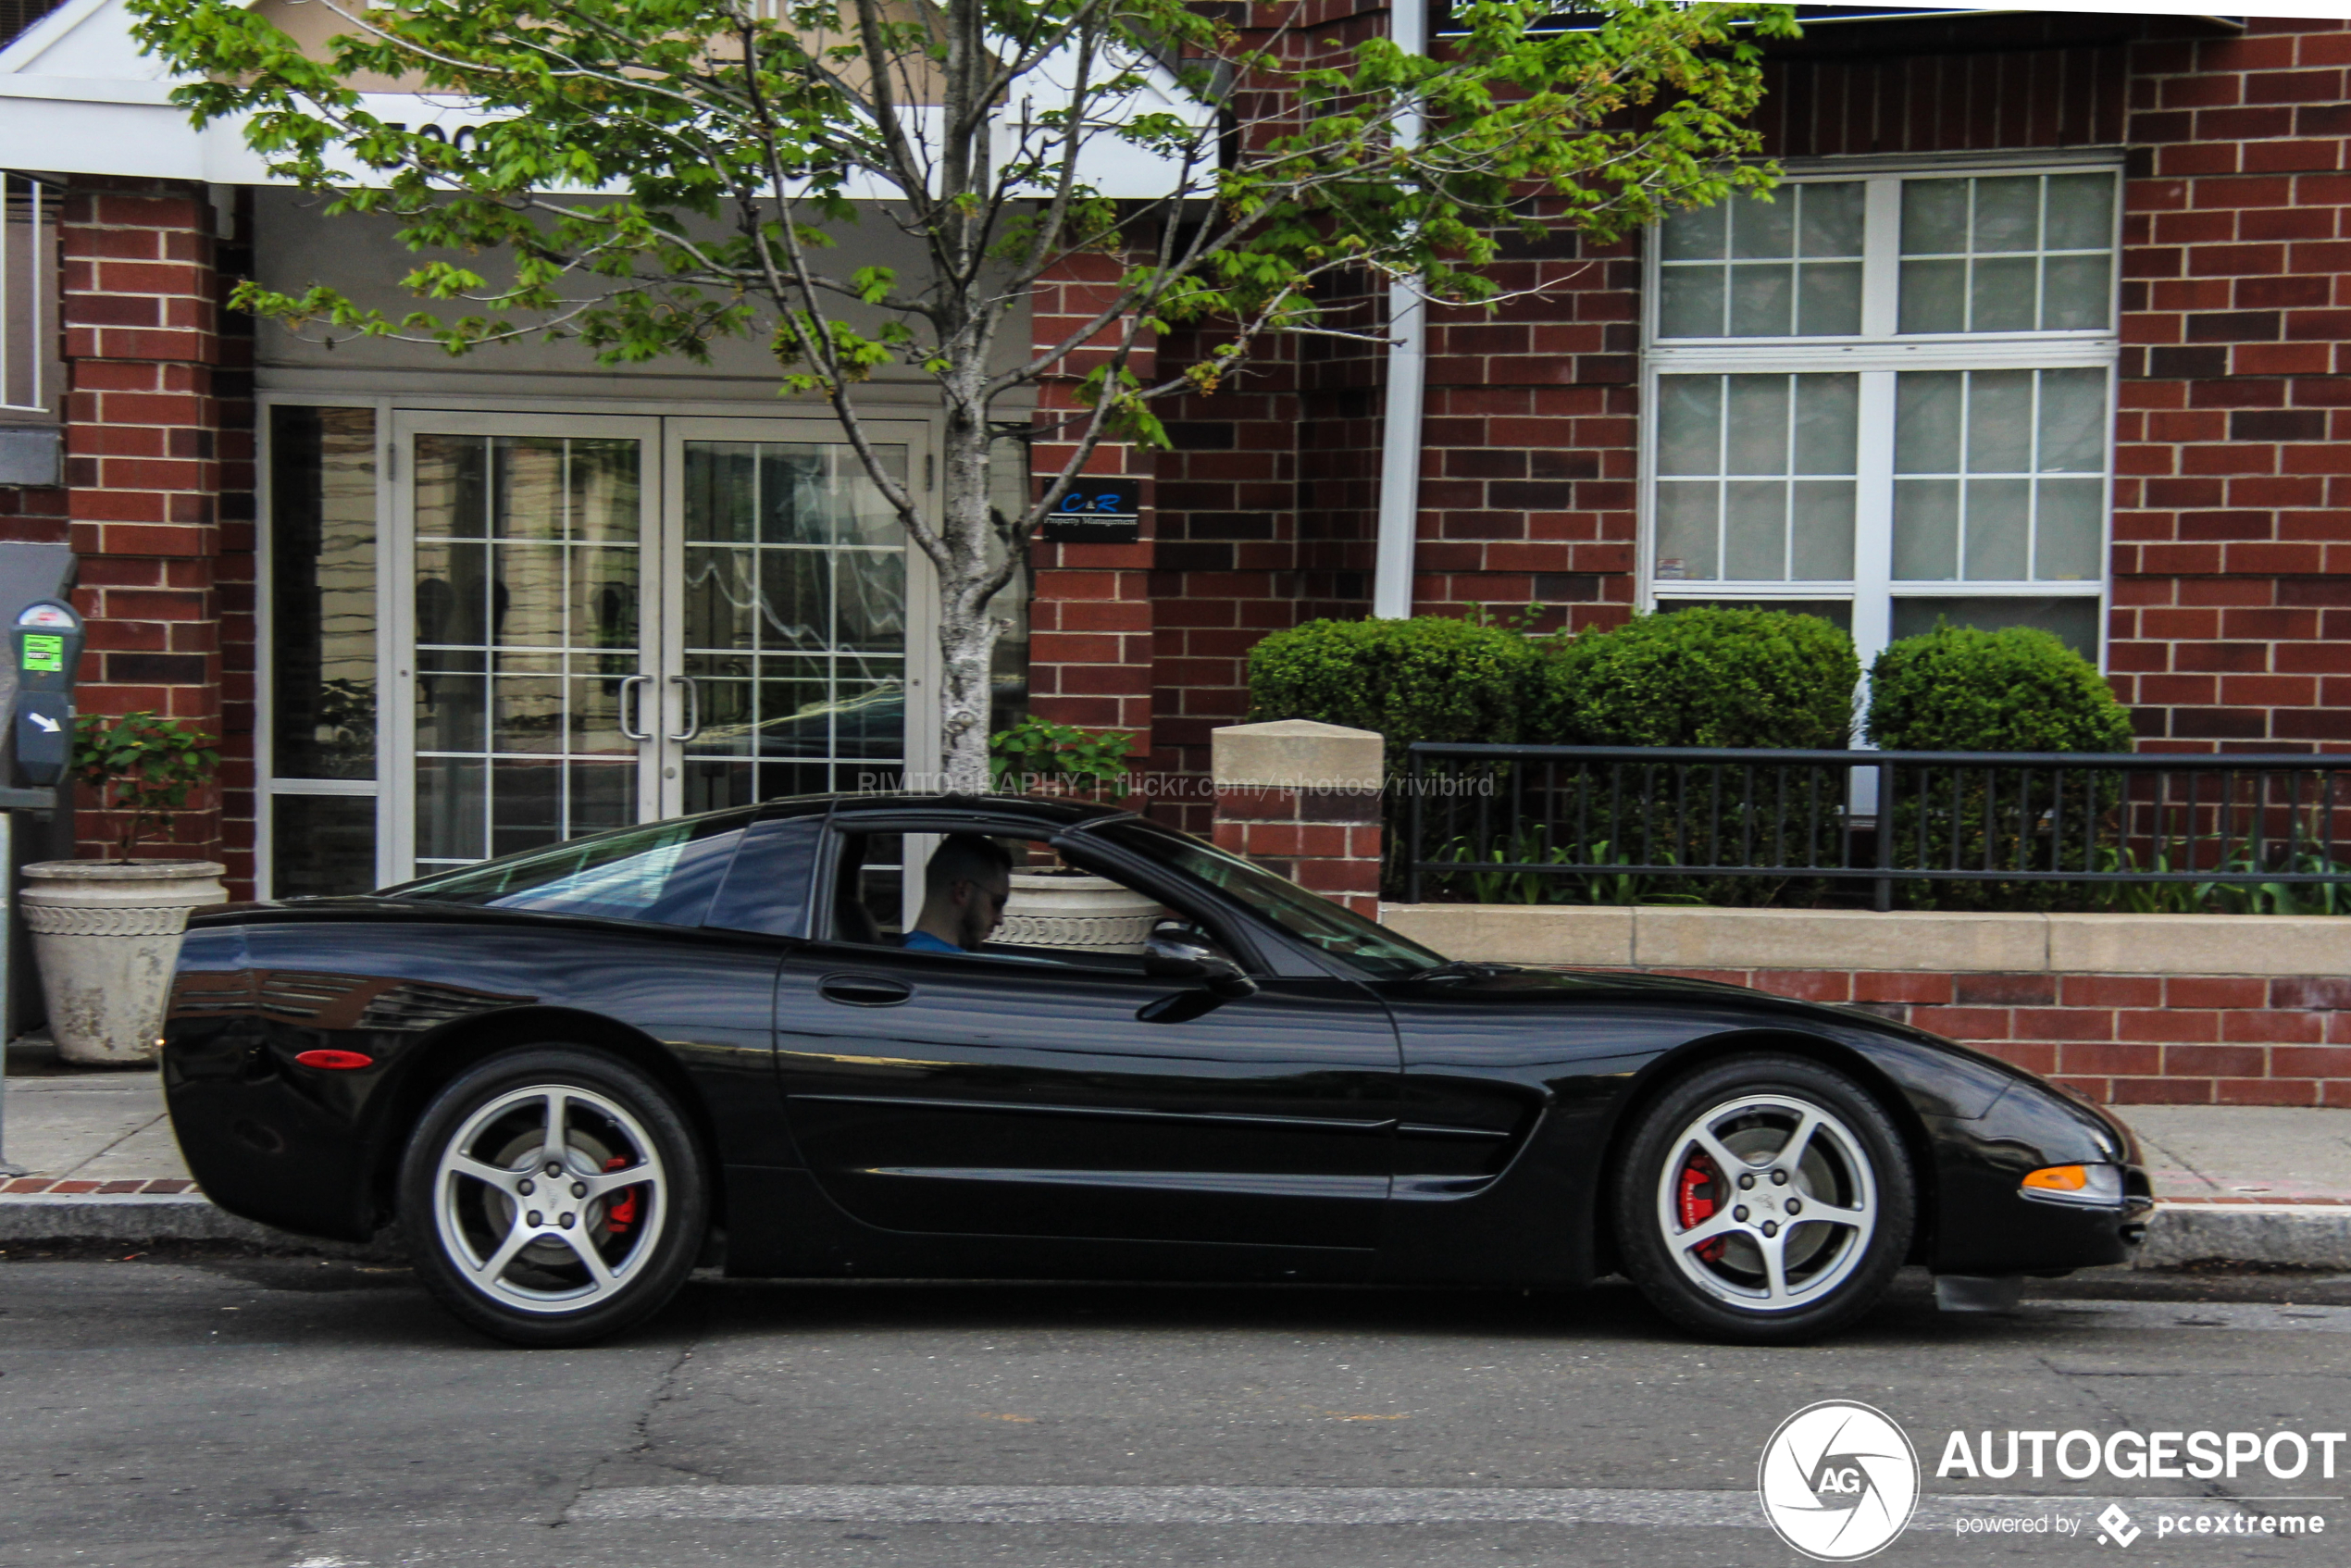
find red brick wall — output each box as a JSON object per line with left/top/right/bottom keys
{"left": 1630, "top": 964, "right": 2351, "bottom": 1110}
{"left": 0, "top": 483, "right": 67, "bottom": 545}
{"left": 1414, "top": 230, "right": 1637, "bottom": 632}
{"left": 1165, "top": 14, "right": 2351, "bottom": 771}
{"left": 1213, "top": 783, "right": 1382, "bottom": 918}
{"left": 1026, "top": 251, "right": 1156, "bottom": 753}
{"left": 1131, "top": 0, "right": 1394, "bottom": 830}
{"left": 56, "top": 178, "right": 245, "bottom": 874}
{"left": 2110, "top": 18, "right": 2351, "bottom": 752}
{"left": 1148, "top": 280, "right": 1387, "bottom": 834}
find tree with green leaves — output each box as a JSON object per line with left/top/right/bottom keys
{"left": 130, "top": 0, "right": 1792, "bottom": 792}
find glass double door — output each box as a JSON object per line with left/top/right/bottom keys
{"left": 390, "top": 412, "right": 927, "bottom": 880}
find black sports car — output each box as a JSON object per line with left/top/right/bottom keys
{"left": 162, "top": 792, "right": 2151, "bottom": 1347}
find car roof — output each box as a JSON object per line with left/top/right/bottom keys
{"left": 767, "top": 791, "right": 1138, "bottom": 829}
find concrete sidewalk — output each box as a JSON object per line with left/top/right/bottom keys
{"left": 6, "top": 1056, "right": 2351, "bottom": 1265}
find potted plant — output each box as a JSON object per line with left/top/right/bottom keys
{"left": 20, "top": 712, "right": 227, "bottom": 1065}
{"left": 987, "top": 718, "right": 1160, "bottom": 952}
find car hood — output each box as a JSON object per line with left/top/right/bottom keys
{"left": 1402, "top": 958, "right": 2105, "bottom": 1124}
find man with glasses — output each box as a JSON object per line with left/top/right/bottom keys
{"left": 901, "top": 834, "right": 1015, "bottom": 954}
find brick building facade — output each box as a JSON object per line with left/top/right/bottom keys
{"left": 3, "top": 5, "right": 2350, "bottom": 903}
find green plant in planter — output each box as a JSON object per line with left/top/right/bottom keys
{"left": 72, "top": 711, "right": 220, "bottom": 862}
{"left": 987, "top": 717, "right": 1137, "bottom": 798}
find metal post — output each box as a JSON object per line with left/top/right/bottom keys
{"left": 0, "top": 809, "right": 20, "bottom": 1176}
{"left": 1874, "top": 759, "right": 1895, "bottom": 913}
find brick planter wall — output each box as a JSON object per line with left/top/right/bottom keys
{"left": 1644, "top": 966, "right": 2351, "bottom": 1108}
{"left": 1383, "top": 903, "right": 2351, "bottom": 1108}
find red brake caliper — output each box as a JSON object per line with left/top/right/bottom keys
{"left": 1677, "top": 1153, "right": 1727, "bottom": 1263}
{"left": 602, "top": 1155, "right": 640, "bottom": 1236}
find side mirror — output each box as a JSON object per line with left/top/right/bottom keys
{"left": 1143, "top": 923, "right": 1259, "bottom": 999}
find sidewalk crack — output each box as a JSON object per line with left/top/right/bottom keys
{"left": 58, "top": 1110, "right": 171, "bottom": 1179}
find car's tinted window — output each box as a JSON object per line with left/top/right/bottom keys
{"left": 704, "top": 815, "right": 825, "bottom": 937}
{"left": 1097, "top": 820, "right": 1444, "bottom": 979}
{"left": 392, "top": 816, "right": 745, "bottom": 927}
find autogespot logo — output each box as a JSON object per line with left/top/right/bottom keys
{"left": 1759, "top": 1400, "right": 1922, "bottom": 1561}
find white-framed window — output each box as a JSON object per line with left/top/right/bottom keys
{"left": 258, "top": 397, "right": 389, "bottom": 901}
{"left": 1642, "top": 156, "right": 2121, "bottom": 670}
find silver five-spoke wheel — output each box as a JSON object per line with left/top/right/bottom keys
{"left": 434, "top": 1084, "right": 667, "bottom": 1314}
{"left": 401, "top": 1047, "right": 706, "bottom": 1346}
{"left": 1617, "top": 1054, "right": 1913, "bottom": 1343}
{"left": 1654, "top": 1092, "right": 1877, "bottom": 1313}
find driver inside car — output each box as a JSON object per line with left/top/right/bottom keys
{"left": 901, "top": 833, "right": 1014, "bottom": 954}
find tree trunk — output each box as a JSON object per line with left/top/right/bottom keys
{"left": 934, "top": 400, "right": 1001, "bottom": 796}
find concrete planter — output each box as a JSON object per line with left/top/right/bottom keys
{"left": 20, "top": 860, "right": 228, "bottom": 1066}
{"left": 1000, "top": 871, "right": 1162, "bottom": 953}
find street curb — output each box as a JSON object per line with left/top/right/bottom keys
{"left": 2139, "top": 1201, "right": 2351, "bottom": 1270}
{"left": 0, "top": 1193, "right": 402, "bottom": 1260}
{"left": 5, "top": 1192, "right": 2349, "bottom": 1273}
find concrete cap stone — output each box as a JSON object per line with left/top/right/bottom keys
{"left": 1212, "top": 720, "right": 1384, "bottom": 791}
{"left": 1381, "top": 904, "right": 1632, "bottom": 966}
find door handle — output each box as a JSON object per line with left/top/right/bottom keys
{"left": 666, "top": 674, "right": 702, "bottom": 742}
{"left": 819, "top": 975, "right": 913, "bottom": 1007}
{"left": 616, "top": 674, "right": 653, "bottom": 740}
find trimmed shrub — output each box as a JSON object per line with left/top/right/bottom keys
{"left": 1246, "top": 615, "right": 1539, "bottom": 754}
{"left": 1865, "top": 623, "right": 2133, "bottom": 753}
{"left": 1864, "top": 624, "right": 2133, "bottom": 911}
{"left": 1537, "top": 606, "right": 1860, "bottom": 748}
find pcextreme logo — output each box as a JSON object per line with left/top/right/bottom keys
{"left": 1759, "top": 1400, "right": 1922, "bottom": 1562}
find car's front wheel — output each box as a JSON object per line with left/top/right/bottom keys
{"left": 398, "top": 1047, "right": 707, "bottom": 1347}
{"left": 1615, "top": 1054, "right": 1914, "bottom": 1344}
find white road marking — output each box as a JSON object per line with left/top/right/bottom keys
{"left": 566, "top": 1485, "right": 2264, "bottom": 1531}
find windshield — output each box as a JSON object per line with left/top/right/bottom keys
{"left": 1098, "top": 820, "right": 1445, "bottom": 980}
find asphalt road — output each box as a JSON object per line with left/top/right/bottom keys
{"left": 4, "top": 1253, "right": 2350, "bottom": 1568}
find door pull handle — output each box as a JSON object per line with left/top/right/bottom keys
{"left": 819, "top": 975, "right": 914, "bottom": 1007}
{"left": 616, "top": 674, "right": 653, "bottom": 741}
{"left": 666, "top": 675, "right": 702, "bottom": 742}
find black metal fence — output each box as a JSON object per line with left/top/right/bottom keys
{"left": 1399, "top": 743, "right": 2351, "bottom": 914}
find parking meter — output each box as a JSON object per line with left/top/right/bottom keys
{"left": 0, "top": 546, "right": 74, "bottom": 1171}
{"left": 10, "top": 599, "right": 80, "bottom": 787}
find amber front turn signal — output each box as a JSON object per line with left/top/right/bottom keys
{"left": 2019, "top": 1163, "right": 2125, "bottom": 1206}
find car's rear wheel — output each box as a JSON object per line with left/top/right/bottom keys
{"left": 1615, "top": 1054, "right": 1913, "bottom": 1344}
{"left": 398, "top": 1047, "right": 707, "bottom": 1347}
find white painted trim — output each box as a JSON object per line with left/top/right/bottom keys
{"left": 1371, "top": 0, "right": 1427, "bottom": 620}
{"left": 0, "top": 0, "right": 120, "bottom": 76}
{"left": 265, "top": 777, "right": 375, "bottom": 796}
{"left": 1775, "top": 147, "right": 2129, "bottom": 179}
{"left": 1648, "top": 337, "right": 2118, "bottom": 373}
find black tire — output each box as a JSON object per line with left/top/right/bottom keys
{"left": 398, "top": 1047, "right": 708, "bottom": 1348}
{"left": 1613, "top": 1053, "right": 1914, "bottom": 1345}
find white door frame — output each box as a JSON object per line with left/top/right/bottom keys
{"left": 658, "top": 415, "right": 939, "bottom": 818}
{"left": 384, "top": 408, "right": 665, "bottom": 882}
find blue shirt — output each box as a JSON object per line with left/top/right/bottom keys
{"left": 901, "top": 929, "right": 964, "bottom": 954}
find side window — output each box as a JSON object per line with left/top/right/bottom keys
{"left": 703, "top": 815, "right": 824, "bottom": 937}
{"left": 826, "top": 829, "right": 1177, "bottom": 968}
{"left": 394, "top": 816, "right": 744, "bottom": 927}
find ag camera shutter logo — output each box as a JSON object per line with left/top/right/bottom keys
{"left": 1759, "top": 1400, "right": 1921, "bottom": 1561}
